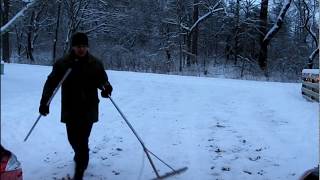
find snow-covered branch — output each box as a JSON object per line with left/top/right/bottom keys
{"left": 188, "top": 1, "right": 224, "bottom": 33}
{"left": 97, "top": 0, "right": 110, "bottom": 8}
{"left": 1, "top": 0, "right": 41, "bottom": 35}
{"left": 173, "top": 1, "right": 225, "bottom": 33}
{"left": 309, "top": 47, "right": 319, "bottom": 60}
{"left": 180, "top": 23, "right": 190, "bottom": 31}
{"left": 84, "top": 23, "right": 108, "bottom": 34}
{"left": 189, "top": 7, "right": 224, "bottom": 33}
{"left": 263, "top": 0, "right": 292, "bottom": 42}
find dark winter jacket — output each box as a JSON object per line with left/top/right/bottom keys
{"left": 40, "top": 52, "right": 110, "bottom": 123}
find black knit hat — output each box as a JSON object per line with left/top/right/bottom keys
{"left": 71, "top": 32, "right": 88, "bottom": 47}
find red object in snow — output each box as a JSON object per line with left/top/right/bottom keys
{"left": 0, "top": 145, "right": 23, "bottom": 180}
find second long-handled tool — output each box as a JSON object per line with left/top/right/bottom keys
{"left": 108, "top": 96, "right": 188, "bottom": 179}
{"left": 24, "top": 68, "right": 72, "bottom": 142}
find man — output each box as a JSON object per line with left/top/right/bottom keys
{"left": 39, "top": 32, "right": 113, "bottom": 180}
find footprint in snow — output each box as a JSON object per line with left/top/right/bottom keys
{"left": 100, "top": 156, "right": 108, "bottom": 160}
{"left": 44, "top": 157, "right": 50, "bottom": 163}
{"left": 109, "top": 152, "right": 119, "bottom": 156}
{"left": 221, "top": 167, "right": 231, "bottom": 171}
{"left": 248, "top": 156, "right": 261, "bottom": 161}
{"left": 216, "top": 123, "right": 226, "bottom": 128}
{"left": 214, "top": 148, "right": 225, "bottom": 153}
{"left": 211, "top": 172, "right": 220, "bottom": 176}
{"left": 257, "top": 170, "right": 265, "bottom": 175}
{"left": 243, "top": 170, "right": 252, "bottom": 175}
{"left": 112, "top": 170, "right": 120, "bottom": 175}
{"left": 91, "top": 146, "right": 102, "bottom": 154}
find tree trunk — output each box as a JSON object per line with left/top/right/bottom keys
{"left": 259, "top": 40, "right": 268, "bottom": 71}
{"left": 14, "top": 26, "right": 23, "bottom": 56}
{"left": 258, "top": 0, "right": 292, "bottom": 76}
{"left": 179, "top": 42, "right": 183, "bottom": 71}
{"left": 225, "top": 35, "right": 232, "bottom": 60}
{"left": 179, "top": 29, "right": 183, "bottom": 72}
{"left": 186, "top": 32, "right": 192, "bottom": 67}
{"left": 234, "top": 0, "right": 240, "bottom": 65}
{"left": 53, "top": 0, "right": 62, "bottom": 63}
{"left": 177, "top": 0, "right": 183, "bottom": 72}
{"left": 27, "top": 11, "right": 35, "bottom": 61}
{"left": 258, "top": 0, "right": 269, "bottom": 71}
{"left": 191, "top": 0, "right": 199, "bottom": 65}
{"left": 1, "top": 0, "right": 10, "bottom": 62}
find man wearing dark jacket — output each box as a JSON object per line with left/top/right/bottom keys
{"left": 39, "top": 32, "right": 113, "bottom": 180}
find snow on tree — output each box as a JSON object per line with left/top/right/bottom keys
{"left": 0, "top": 0, "right": 41, "bottom": 35}
{"left": 258, "top": 0, "right": 292, "bottom": 76}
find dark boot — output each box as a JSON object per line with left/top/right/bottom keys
{"left": 73, "top": 165, "right": 84, "bottom": 180}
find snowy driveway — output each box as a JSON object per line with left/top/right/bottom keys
{"left": 1, "top": 64, "right": 318, "bottom": 180}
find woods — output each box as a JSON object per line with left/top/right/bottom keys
{"left": 1, "top": 0, "right": 319, "bottom": 81}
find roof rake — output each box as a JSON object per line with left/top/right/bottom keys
{"left": 108, "top": 96, "right": 188, "bottom": 179}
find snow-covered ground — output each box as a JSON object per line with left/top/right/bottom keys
{"left": 1, "top": 63, "right": 318, "bottom": 180}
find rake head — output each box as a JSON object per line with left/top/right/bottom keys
{"left": 152, "top": 167, "right": 188, "bottom": 180}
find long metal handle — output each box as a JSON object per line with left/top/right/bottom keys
{"left": 23, "top": 114, "right": 42, "bottom": 141}
{"left": 108, "top": 96, "right": 145, "bottom": 146}
{"left": 108, "top": 96, "right": 160, "bottom": 178}
{"left": 46, "top": 68, "right": 72, "bottom": 106}
{"left": 24, "top": 68, "right": 72, "bottom": 142}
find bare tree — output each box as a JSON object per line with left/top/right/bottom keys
{"left": 1, "top": 0, "right": 42, "bottom": 34}
{"left": 52, "top": 0, "right": 62, "bottom": 62}
{"left": 169, "top": 0, "right": 224, "bottom": 66}
{"left": 233, "top": 0, "right": 240, "bottom": 65}
{"left": 1, "top": 0, "right": 10, "bottom": 62}
{"left": 300, "top": 0, "right": 319, "bottom": 68}
{"left": 62, "top": 0, "right": 90, "bottom": 53}
{"left": 62, "top": 0, "right": 112, "bottom": 53}
{"left": 3, "top": 0, "right": 318, "bottom": 80}
{"left": 14, "top": 25, "right": 23, "bottom": 56}
{"left": 258, "top": 0, "right": 269, "bottom": 72}
{"left": 190, "top": 0, "right": 199, "bottom": 65}
{"left": 23, "top": 0, "right": 54, "bottom": 61}
{"left": 258, "top": 0, "right": 292, "bottom": 76}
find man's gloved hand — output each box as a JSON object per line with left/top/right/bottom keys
{"left": 101, "top": 83, "right": 113, "bottom": 98}
{"left": 39, "top": 104, "right": 49, "bottom": 116}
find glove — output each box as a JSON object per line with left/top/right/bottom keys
{"left": 39, "top": 104, "right": 49, "bottom": 116}
{"left": 101, "top": 83, "right": 113, "bottom": 98}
